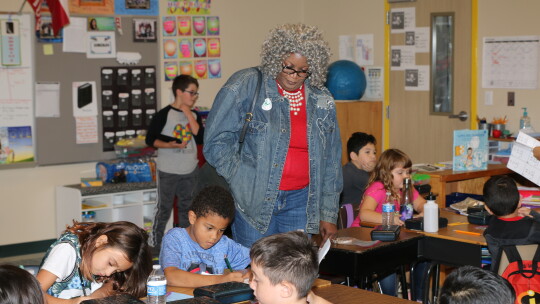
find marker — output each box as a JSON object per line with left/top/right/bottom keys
{"left": 224, "top": 254, "right": 233, "bottom": 272}
{"left": 454, "top": 230, "right": 481, "bottom": 236}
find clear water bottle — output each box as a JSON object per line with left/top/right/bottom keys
{"left": 147, "top": 264, "right": 167, "bottom": 304}
{"left": 400, "top": 178, "right": 414, "bottom": 221}
{"left": 382, "top": 191, "right": 395, "bottom": 227}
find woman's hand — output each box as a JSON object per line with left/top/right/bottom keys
{"left": 319, "top": 221, "right": 337, "bottom": 245}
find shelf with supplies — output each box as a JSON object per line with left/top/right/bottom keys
{"left": 55, "top": 182, "right": 171, "bottom": 239}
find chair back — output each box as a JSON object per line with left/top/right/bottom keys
{"left": 337, "top": 204, "right": 354, "bottom": 229}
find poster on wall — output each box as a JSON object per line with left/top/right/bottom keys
{"left": 87, "top": 31, "right": 116, "bottom": 58}
{"left": 390, "top": 7, "right": 415, "bottom": 34}
{"left": 161, "top": 14, "right": 220, "bottom": 80}
{"left": 0, "top": 14, "right": 35, "bottom": 167}
{"left": 0, "top": 126, "right": 34, "bottom": 164}
{"left": 165, "top": 0, "right": 212, "bottom": 15}
{"left": 115, "top": 0, "right": 158, "bottom": 15}
{"left": 36, "top": 15, "right": 63, "bottom": 42}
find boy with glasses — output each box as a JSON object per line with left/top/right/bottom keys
{"left": 146, "top": 74, "right": 203, "bottom": 256}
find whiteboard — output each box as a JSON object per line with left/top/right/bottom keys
{"left": 0, "top": 13, "right": 35, "bottom": 168}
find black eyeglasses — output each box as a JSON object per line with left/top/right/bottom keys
{"left": 281, "top": 65, "right": 311, "bottom": 78}
{"left": 183, "top": 90, "right": 199, "bottom": 97}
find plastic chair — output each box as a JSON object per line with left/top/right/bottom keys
{"left": 338, "top": 203, "right": 355, "bottom": 229}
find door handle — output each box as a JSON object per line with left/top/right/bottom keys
{"left": 448, "top": 111, "right": 468, "bottom": 121}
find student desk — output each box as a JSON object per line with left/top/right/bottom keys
{"left": 167, "top": 279, "right": 417, "bottom": 304}
{"left": 316, "top": 226, "right": 423, "bottom": 298}
{"left": 418, "top": 163, "right": 512, "bottom": 208}
{"left": 418, "top": 210, "right": 487, "bottom": 267}
{"left": 312, "top": 283, "right": 416, "bottom": 304}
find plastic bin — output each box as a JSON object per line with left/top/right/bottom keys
{"left": 445, "top": 192, "right": 484, "bottom": 207}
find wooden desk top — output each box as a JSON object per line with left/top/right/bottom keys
{"left": 360, "top": 211, "right": 487, "bottom": 246}
{"left": 167, "top": 280, "right": 416, "bottom": 304}
{"left": 407, "top": 211, "right": 487, "bottom": 246}
{"left": 326, "top": 226, "right": 423, "bottom": 254}
{"left": 313, "top": 284, "right": 417, "bottom": 304}
{"left": 166, "top": 279, "right": 332, "bottom": 297}
{"left": 418, "top": 163, "right": 511, "bottom": 182}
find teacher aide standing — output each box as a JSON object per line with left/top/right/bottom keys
{"left": 204, "top": 23, "right": 342, "bottom": 247}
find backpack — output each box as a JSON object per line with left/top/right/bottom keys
{"left": 500, "top": 245, "right": 540, "bottom": 304}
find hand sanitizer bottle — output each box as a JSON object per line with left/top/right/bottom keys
{"left": 423, "top": 192, "right": 439, "bottom": 233}
{"left": 520, "top": 107, "right": 532, "bottom": 130}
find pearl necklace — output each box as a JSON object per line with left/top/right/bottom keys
{"left": 278, "top": 83, "right": 304, "bottom": 115}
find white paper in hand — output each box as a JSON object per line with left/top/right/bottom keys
{"left": 318, "top": 238, "right": 331, "bottom": 264}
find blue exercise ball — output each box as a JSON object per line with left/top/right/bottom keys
{"left": 325, "top": 60, "right": 367, "bottom": 100}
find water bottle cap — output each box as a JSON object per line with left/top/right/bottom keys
{"left": 426, "top": 192, "right": 437, "bottom": 201}
{"left": 152, "top": 264, "right": 161, "bottom": 269}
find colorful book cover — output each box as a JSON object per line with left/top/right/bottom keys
{"left": 453, "top": 129, "right": 488, "bottom": 171}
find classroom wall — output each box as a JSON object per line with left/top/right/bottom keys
{"left": 1, "top": 0, "right": 539, "bottom": 246}
{"left": 476, "top": 0, "right": 540, "bottom": 133}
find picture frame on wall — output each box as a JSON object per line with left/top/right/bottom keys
{"left": 133, "top": 19, "right": 156, "bottom": 42}
{"left": 125, "top": 0, "right": 150, "bottom": 9}
{"left": 79, "top": 0, "right": 106, "bottom": 6}
{"left": 36, "top": 16, "right": 63, "bottom": 42}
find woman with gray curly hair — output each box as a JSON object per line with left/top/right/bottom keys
{"left": 203, "top": 23, "right": 342, "bottom": 248}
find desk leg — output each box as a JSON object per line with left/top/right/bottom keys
{"left": 431, "top": 263, "right": 440, "bottom": 304}
{"left": 398, "top": 265, "right": 409, "bottom": 300}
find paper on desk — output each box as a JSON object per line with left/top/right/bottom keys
{"left": 318, "top": 238, "right": 331, "bottom": 264}
{"left": 508, "top": 131, "right": 540, "bottom": 185}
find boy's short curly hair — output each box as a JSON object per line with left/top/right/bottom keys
{"left": 190, "top": 186, "right": 235, "bottom": 220}
{"left": 260, "top": 23, "right": 331, "bottom": 89}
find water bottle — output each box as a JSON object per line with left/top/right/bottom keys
{"left": 147, "top": 264, "right": 167, "bottom": 304}
{"left": 400, "top": 178, "right": 414, "bottom": 221}
{"left": 381, "top": 191, "right": 395, "bottom": 227}
{"left": 423, "top": 192, "right": 439, "bottom": 232}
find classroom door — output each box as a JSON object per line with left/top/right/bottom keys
{"left": 388, "top": 0, "right": 472, "bottom": 163}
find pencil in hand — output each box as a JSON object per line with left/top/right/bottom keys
{"left": 224, "top": 254, "right": 233, "bottom": 272}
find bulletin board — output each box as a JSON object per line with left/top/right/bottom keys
{"left": 0, "top": 13, "right": 36, "bottom": 169}
{"left": 35, "top": 16, "right": 159, "bottom": 165}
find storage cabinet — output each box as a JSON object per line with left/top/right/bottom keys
{"left": 56, "top": 182, "right": 171, "bottom": 239}
{"left": 335, "top": 101, "right": 383, "bottom": 165}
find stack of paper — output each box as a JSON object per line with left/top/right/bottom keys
{"left": 508, "top": 132, "right": 540, "bottom": 186}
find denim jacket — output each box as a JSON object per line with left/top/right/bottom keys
{"left": 203, "top": 67, "right": 342, "bottom": 234}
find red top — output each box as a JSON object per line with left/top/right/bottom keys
{"left": 278, "top": 83, "right": 309, "bottom": 190}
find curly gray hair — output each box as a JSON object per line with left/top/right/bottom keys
{"left": 260, "top": 24, "right": 331, "bottom": 89}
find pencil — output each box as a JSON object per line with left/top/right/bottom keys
{"left": 224, "top": 254, "right": 233, "bottom": 272}
{"left": 454, "top": 229, "right": 481, "bottom": 236}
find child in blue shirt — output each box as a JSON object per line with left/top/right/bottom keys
{"left": 160, "top": 186, "right": 250, "bottom": 287}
